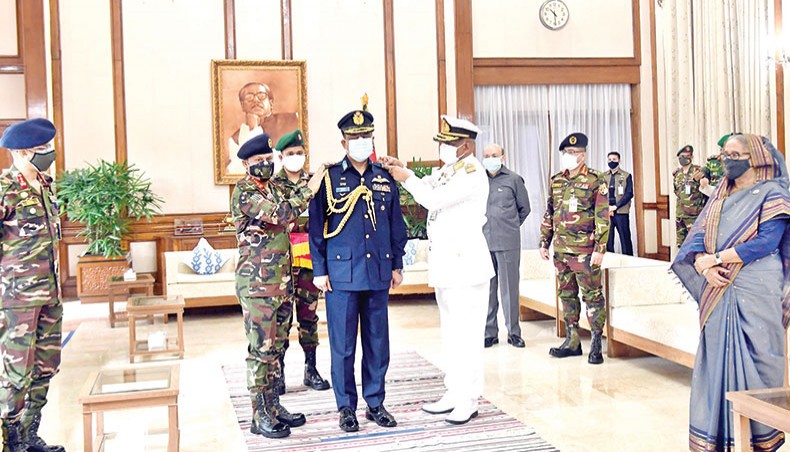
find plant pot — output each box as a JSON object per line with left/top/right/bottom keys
{"left": 76, "top": 253, "right": 131, "bottom": 302}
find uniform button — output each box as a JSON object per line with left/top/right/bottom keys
{"left": 364, "top": 214, "right": 369, "bottom": 219}
{"left": 336, "top": 255, "right": 341, "bottom": 259}
{"left": 361, "top": 178, "right": 365, "bottom": 183}
{"left": 20, "top": 192, "right": 28, "bottom": 198}
{"left": 365, "top": 234, "right": 370, "bottom": 239}
{"left": 29, "top": 208, "right": 36, "bottom": 214}
{"left": 386, "top": 253, "right": 390, "bottom": 258}
{"left": 366, "top": 253, "right": 371, "bottom": 259}
{"left": 380, "top": 205, "right": 385, "bottom": 211}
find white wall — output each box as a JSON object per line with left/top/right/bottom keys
{"left": 472, "top": 0, "right": 634, "bottom": 58}
{"left": 0, "top": 74, "right": 25, "bottom": 119}
{"left": 235, "top": 0, "right": 282, "bottom": 60}
{"left": 122, "top": 0, "right": 228, "bottom": 214}
{"left": 0, "top": 0, "right": 17, "bottom": 56}
{"left": 60, "top": 0, "right": 116, "bottom": 168}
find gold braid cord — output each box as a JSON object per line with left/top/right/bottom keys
{"left": 323, "top": 171, "right": 377, "bottom": 239}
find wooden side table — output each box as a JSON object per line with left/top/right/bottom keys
{"left": 79, "top": 364, "right": 180, "bottom": 452}
{"left": 726, "top": 387, "right": 790, "bottom": 452}
{"left": 107, "top": 274, "right": 155, "bottom": 328}
{"left": 127, "top": 295, "right": 185, "bottom": 363}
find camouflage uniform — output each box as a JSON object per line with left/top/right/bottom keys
{"left": 0, "top": 166, "right": 62, "bottom": 431}
{"left": 231, "top": 175, "right": 312, "bottom": 392}
{"left": 702, "top": 157, "right": 724, "bottom": 188}
{"left": 271, "top": 169, "right": 320, "bottom": 352}
{"left": 539, "top": 164, "right": 610, "bottom": 332}
{"left": 673, "top": 165, "right": 705, "bottom": 247}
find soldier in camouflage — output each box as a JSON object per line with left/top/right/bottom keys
{"left": 700, "top": 134, "right": 730, "bottom": 198}
{"left": 0, "top": 118, "right": 64, "bottom": 452}
{"left": 673, "top": 145, "right": 705, "bottom": 247}
{"left": 539, "top": 132, "right": 610, "bottom": 365}
{"left": 232, "top": 133, "right": 326, "bottom": 439}
{"left": 271, "top": 129, "right": 330, "bottom": 394}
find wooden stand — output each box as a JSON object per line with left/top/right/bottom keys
{"left": 79, "top": 365, "right": 180, "bottom": 452}
{"left": 127, "top": 295, "right": 185, "bottom": 363}
{"left": 107, "top": 274, "right": 155, "bottom": 328}
{"left": 727, "top": 387, "right": 790, "bottom": 452}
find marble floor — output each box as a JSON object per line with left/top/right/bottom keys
{"left": 33, "top": 297, "right": 778, "bottom": 451}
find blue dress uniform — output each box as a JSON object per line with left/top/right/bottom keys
{"left": 308, "top": 111, "right": 407, "bottom": 416}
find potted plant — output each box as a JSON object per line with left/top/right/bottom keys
{"left": 58, "top": 160, "right": 162, "bottom": 300}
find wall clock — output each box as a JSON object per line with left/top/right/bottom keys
{"left": 540, "top": 0, "right": 569, "bottom": 30}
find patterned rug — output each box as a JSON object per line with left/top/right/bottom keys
{"left": 222, "top": 351, "right": 559, "bottom": 451}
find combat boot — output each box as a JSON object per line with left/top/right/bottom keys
{"left": 21, "top": 414, "right": 63, "bottom": 452}
{"left": 549, "top": 323, "right": 583, "bottom": 358}
{"left": 2, "top": 419, "right": 28, "bottom": 452}
{"left": 588, "top": 331, "right": 604, "bottom": 365}
{"left": 269, "top": 389, "right": 306, "bottom": 427}
{"left": 303, "top": 349, "right": 330, "bottom": 390}
{"left": 249, "top": 391, "right": 290, "bottom": 439}
{"left": 274, "top": 356, "right": 286, "bottom": 395}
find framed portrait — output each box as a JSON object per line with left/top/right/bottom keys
{"left": 211, "top": 60, "right": 308, "bottom": 184}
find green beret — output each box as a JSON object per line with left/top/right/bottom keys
{"left": 676, "top": 145, "right": 693, "bottom": 156}
{"left": 717, "top": 133, "right": 733, "bottom": 148}
{"left": 275, "top": 129, "right": 304, "bottom": 151}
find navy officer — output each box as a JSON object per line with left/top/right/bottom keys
{"left": 307, "top": 108, "right": 408, "bottom": 433}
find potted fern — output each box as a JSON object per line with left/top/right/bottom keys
{"left": 58, "top": 160, "right": 162, "bottom": 300}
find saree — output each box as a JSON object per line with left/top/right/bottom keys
{"left": 671, "top": 135, "right": 790, "bottom": 452}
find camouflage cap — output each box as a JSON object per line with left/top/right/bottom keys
{"left": 275, "top": 129, "right": 304, "bottom": 151}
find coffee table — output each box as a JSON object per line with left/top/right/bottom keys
{"left": 727, "top": 387, "right": 790, "bottom": 452}
{"left": 79, "top": 364, "right": 180, "bottom": 452}
{"left": 127, "top": 295, "right": 185, "bottom": 363}
{"left": 107, "top": 274, "right": 155, "bottom": 328}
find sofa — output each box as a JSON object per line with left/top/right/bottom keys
{"left": 163, "top": 249, "right": 239, "bottom": 308}
{"left": 390, "top": 239, "right": 433, "bottom": 295}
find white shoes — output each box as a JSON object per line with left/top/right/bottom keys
{"left": 445, "top": 399, "right": 479, "bottom": 425}
{"left": 422, "top": 394, "right": 455, "bottom": 414}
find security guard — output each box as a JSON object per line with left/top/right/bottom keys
{"left": 605, "top": 151, "right": 633, "bottom": 255}
{"left": 232, "top": 133, "right": 326, "bottom": 439}
{"left": 383, "top": 116, "right": 494, "bottom": 425}
{"left": 700, "top": 134, "right": 729, "bottom": 197}
{"left": 271, "top": 129, "right": 330, "bottom": 394}
{"left": 307, "top": 109, "right": 407, "bottom": 432}
{"left": 673, "top": 145, "right": 705, "bottom": 247}
{"left": 539, "top": 133, "right": 610, "bottom": 365}
{"left": 0, "top": 118, "right": 64, "bottom": 452}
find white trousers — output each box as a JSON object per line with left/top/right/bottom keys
{"left": 435, "top": 282, "right": 488, "bottom": 405}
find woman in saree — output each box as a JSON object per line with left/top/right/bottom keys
{"left": 671, "top": 134, "right": 790, "bottom": 452}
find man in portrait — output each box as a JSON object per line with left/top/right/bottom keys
{"left": 227, "top": 82, "right": 300, "bottom": 174}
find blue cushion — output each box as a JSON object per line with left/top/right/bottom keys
{"left": 403, "top": 239, "right": 419, "bottom": 267}
{"left": 183, "top": 238, "right": 230, "bottom": 275}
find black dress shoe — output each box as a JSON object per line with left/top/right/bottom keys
{"left": 507, "top": 335, "right": 525, "bottom": 348}
{"left": 484, "top": 337, "right": 499, "bottom": 348}
{"left": 366, "top": 405, "right": 398, "bottom": 427}
{"left": 338, "top": 407, "right": 359, "bottom": 432}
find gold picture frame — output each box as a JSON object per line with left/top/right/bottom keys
{"left": 211, "top": 59, "right": 308, "bottom": 185}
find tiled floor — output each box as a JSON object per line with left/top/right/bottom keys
{"left": 36, "top": 297, "right": 741, "bottom": 451}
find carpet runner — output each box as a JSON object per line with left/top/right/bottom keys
{"left": 222, "top": 351, "right": 558, "bottom": 451}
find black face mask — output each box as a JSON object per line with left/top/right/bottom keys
{"left": 248, "top": 160, "right": 274, "bottom": 181}
{"left": 678, "top": 156, "right": 691, "bottom": 166}
{"left": 724, "top": 158, "right": 751, "bottom": 180}
{"left": 608, "top": 161, "right": 619, "bottom": 170}
{"left": 30, "top": 149, "right": 56, "bottom": 172}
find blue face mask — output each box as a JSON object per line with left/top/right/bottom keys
{"left": 482, "top": 157, "right": 502, "bottom": 173}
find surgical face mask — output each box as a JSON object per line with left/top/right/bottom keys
{"left": 678, "top": 156, "right": 691, "bottom": 166}
{"left": 482, "top": 157, "right": 502, "bottom": 173}
{"left": 560, "top": 152, "right": 580, "bottom": 171}
{"left": 29, "top": 149, "right": 56, "bottom": 172}
{"left": 723, "top": 158, "right": 751, "bottom": 180}
{"left": 248, "top": 159, "right": 274, "bottom": 181}
{"left": 608, "top": 161, "right": 619, "bottom": 170}
{"left": 439, "top": 143, "right": 459, "bottom": 165}
{"left": 347, "top": 137, "right": 373, "bottom": 162}
{"left": 282, "top": 154, "right": 306, "bottom": 173}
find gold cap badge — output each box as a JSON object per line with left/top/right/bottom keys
{"left": 268, "top": 138, "right": 273, "bottom": 148}
{"left": 297, "top": 133, "right": 302, "bottom": 142}
{"left": 569, "top": 136, "right": 577, "bottom": 145}
{"left": 353, "top": 111, "right": 364, "bottom": 125}
{"left": 441, "top": 119, "right": 450, "bottom": 133}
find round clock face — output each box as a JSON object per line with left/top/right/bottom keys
{"left": 540, "top": 0, "right": 569, "bottom": 30}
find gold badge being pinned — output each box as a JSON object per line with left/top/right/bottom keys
{"left": 441, "top": 119, "right": 451, "bottom": 133}
{"left": 465, "top": 163, "right": 476, "bottom": 173}
{"left": 569, "top": 136, "right": 577, "bottom": 145}
{"left": 353, "top": 111, "right": 364, "bottom": 125}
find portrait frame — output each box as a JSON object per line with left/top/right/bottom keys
{"left": 211, "top": 59, "right": 308, "bottom": 185}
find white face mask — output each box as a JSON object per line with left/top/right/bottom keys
{"left": 482, "top": 157, "right": 502, "bottom": 173}
{"left": 560, "top": 152, "right": 580, "bottom": 171}
{"left": 347, "top": 137, "right": 373, "bottom": 162}
{"left": 439, "top": 143, "right": 459, "bottom": 165}
{"left": 282, "top": 154, "right": 306, "bottom": 173}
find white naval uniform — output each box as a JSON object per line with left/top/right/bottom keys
{"left": 402, "top": 154, "right": 494, "bottom": 408}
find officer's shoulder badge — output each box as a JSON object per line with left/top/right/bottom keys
{"left": 452, "top": 161, "right": 465, "bottom": 172}
{"left": 598, "top": 183, "right": 608, "bottom": 196}
{"left": 465, "top": 163, "right": 476, "bottom": 174}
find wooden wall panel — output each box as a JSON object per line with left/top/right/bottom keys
{"left": 435, "top": 0, "right": 446, "bottom": 122}
{"left": 454, "top": 0, "right": 473, "bottom": 120}
{"left": 109, "top": 0, "right": 127, "bottom": 163}
{"left": 224, "top": 0, "right": 236, "bottom": 59}
{"left": 281, "top": 0, "right": 292, "bottom": 60}
{"left": 20, "top": 0, "right": 47, "bottom": 119}
{"left": 775, "top": 0, "right": 785, "bottom": 153}
{"left": 383, "top": 0, "right": 398, "bottom": 156}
